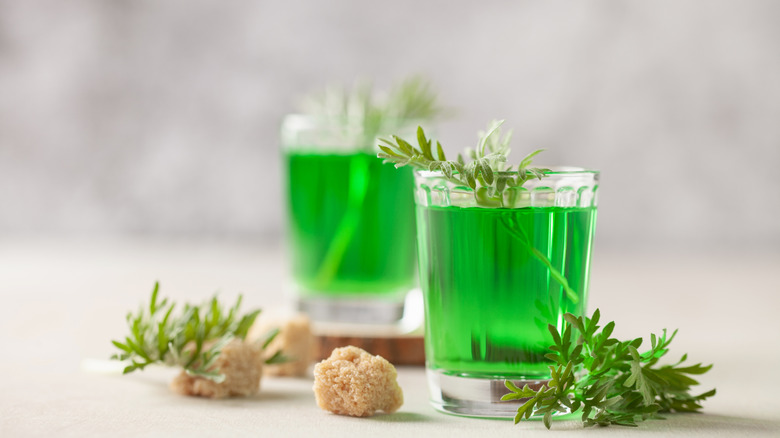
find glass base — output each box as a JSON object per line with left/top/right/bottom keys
{"left": 301, "top": 289, "right": 425, "bottom": 338}
{"left": 427, "top": 369, "right": 563, "bottom": 419}
{"left": 298, "top": 295, "right": 405, "bottom": 324}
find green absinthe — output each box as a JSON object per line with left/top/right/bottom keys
{"left": 416, "top": 204, "right": 597, "bottom": 378}
{"left": 287, "top": 152, "right": 417, "bottom": 296}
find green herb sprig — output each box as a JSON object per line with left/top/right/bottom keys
{"left": 300, "top": 75, "right": 446, "bottom": 150}
{"left": 502, "top": 309, "right": 715, "bottom": 429}
{"left": 378, "top": 120, "right": 549, "bottom": 207}
{"left": 379, "top": 120, "right": 579, "bottom": 301}
{"left": 111, "top": 283, "right": 283, "bottom": 383}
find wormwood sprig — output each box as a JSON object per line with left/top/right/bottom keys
{"left": 111, "top": 283, "right": 282, "bottom": 382}
{"left": 379, "top": 120, "right": 579, "bottom": 301}
{"left": 300, "top": 75, "right": 446, "bottom": 150}
{"left": 502, "top": 309, "right": 716, "bottom": 429}
{"left": 378, "top": 120, "right": 549, "bottom": 206}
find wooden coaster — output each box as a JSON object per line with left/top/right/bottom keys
{"left": 315, "top": 335, "right": 425, "bottom": 366}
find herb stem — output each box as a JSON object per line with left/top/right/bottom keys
{"left": 500, "top": 214, "right": 579, "bottom": 303}
{"left": 312, "top": 154, "right": 371, "bottom": 289}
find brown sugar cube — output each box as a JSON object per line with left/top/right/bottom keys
{"left": 313, "top": 346, "right": 403, "bottom": 417}
{"left": 247, "top": 313, "right": 315, "bottom": 377}
{"left": 170, "top": 339, "right": 263, "bottom": 398}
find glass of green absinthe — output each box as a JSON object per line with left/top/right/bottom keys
{"left": 282, "top": 78, "right": 444, "bottom": 324}
{"left": 380, "top": 121, "right": 599, "bottom": 417}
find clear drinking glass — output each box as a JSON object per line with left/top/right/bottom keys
{"left": 414, "top": 168, "right": 599, "bottom": 417}
{"left": 281, "top": 115, "right": 418, "bottom": 324}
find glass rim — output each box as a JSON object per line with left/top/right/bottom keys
{"left": 282, "top": 113, "right": 430, "bottom": 126}
{"left": 415, "top": 166, "right": 600, "bottom": 178}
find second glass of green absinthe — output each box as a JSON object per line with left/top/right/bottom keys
{"left": 416, "top": 204, "right": 596, "bottom": 379}
{"left": 287, "top": 151, "right": 417, "bottom": 298}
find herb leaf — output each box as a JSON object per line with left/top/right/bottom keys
{"left": 503, "top": 309, "right": 715, "bottom": 429}
{"left": 378, "top": 120, "right": 549, "bottom": 206}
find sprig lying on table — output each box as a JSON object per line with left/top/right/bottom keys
{"left": 502, "top": 309, "right": 715, "bottom": 429}
{"left": 111, "top": 282, "right": 284, "bottom": 383}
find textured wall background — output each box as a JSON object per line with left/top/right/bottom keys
{"left": 1, "top": 0, "right": 778, "bottom": 251}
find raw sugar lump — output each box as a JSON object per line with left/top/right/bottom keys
{"left": 313, "top": 346, "right": 403, "bottom": 417}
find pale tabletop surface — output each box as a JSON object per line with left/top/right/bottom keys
{"left": 1, "top": 238, "right": 779, "bottom": 437}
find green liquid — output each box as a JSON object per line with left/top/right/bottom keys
{"left": 286, "top": 152, "right": 417, "bottom": 296}
{"left": 416, "top": 205, "right": 597, "bottom": 378}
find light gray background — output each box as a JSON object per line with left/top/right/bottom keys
{"left": 1, "top": 0, "right": 778, "bottom": 252}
